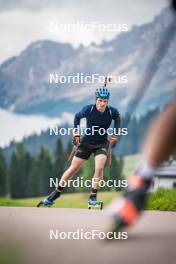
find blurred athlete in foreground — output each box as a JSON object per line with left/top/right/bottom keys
{"left": 108, "top": 101, "right": 176, "bottom": 233}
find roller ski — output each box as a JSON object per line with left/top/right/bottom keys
{"left": 37, "top": 198, "right": 54, "bottom": 207}
{"left": 37, "top": 188, "right": 61, "bottom": 207}
{"left": 88, "top": 197, "right": 103, "bottom": 210}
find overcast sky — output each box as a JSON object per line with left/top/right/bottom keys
{"left": 0, "top": 0, "right": 169, "bottom": 63}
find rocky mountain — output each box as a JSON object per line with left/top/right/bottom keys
{"left": 0, "top": 7, "right": 176, "bottom": 117}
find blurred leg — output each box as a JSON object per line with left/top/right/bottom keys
{"left": 142, "top": 101, "right": 176, "bottom": 166}
{"left": 108, "top": 101, "right": 176, "bottom": 234}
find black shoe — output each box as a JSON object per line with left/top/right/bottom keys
{"left": 108, "top": 175, "right": 152, "bottom": 232}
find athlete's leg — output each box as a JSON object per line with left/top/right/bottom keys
{"left": 125, "top": 101, "right": 176, "bottom": 186}
{"left": 142, "top": 101, "right": 176, "bottom": 166}
{"left": 38, "top": 142, "right": 93, "bottom": 207}
{"left": 89, "top": 154, "right": 107, "bottom": 201}
{"left": 37, "top": 155, "right": 85, "bottom": 207}
{"left": 108, "top": 101, "right": 176, "bottom": 232}
{"left": 59, "top": 156, "right": 85, "bottom": 187}
{"left": 92, "top": 154, "right": 107, "bottom": 189}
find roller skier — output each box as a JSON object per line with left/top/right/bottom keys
{"left": 37, "top": 79, "right": 120, "bottom": 209}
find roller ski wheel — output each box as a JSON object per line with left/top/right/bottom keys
{"left": 88, "top": 199, "right": 103, "bottom": 210}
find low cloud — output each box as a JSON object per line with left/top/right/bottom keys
{"left": 0, "top": 108, "right": 73, "bottom": 147}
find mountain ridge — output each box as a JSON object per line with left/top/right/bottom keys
{"left": 0, "top": 6, "right": 175, "bottom": 117}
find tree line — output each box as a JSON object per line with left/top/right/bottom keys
{"left": 0, "top": 139, "right": 123, "bottom": 198}
{"left": 0, "top": 107, "right": 163, "bottom": 198}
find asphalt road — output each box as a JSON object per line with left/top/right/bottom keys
{"left": 0, "top": 207, "right": 176, "bottom": 264}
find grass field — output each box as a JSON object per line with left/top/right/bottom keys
{"left": 0, "top": 192, "right": 119, "bottom": 208}
{"left": 0, "top": 188, "right": 176, "bottom": 211}
{"left": 147, "top": 188, "right": 176, "bottom": 211}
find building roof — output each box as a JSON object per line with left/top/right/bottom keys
{"left": 155, "top": 160, "right": 176, "bottom": 178}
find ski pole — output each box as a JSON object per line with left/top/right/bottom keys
{"left": 108, "top": 143, "right": 113, "bottom": 179}
{"left": 63, "top": 143, "right": 79, "bottom": 171}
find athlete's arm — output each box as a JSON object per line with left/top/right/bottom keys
{"left": 111, "top": 107, "right": 121, "bottom": 134}
{"left": 108, "top": 107, "right": 121, "bottom": 146}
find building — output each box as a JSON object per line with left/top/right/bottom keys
{"left": 152, "top": 160, "right": 176, "bottom": 191}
